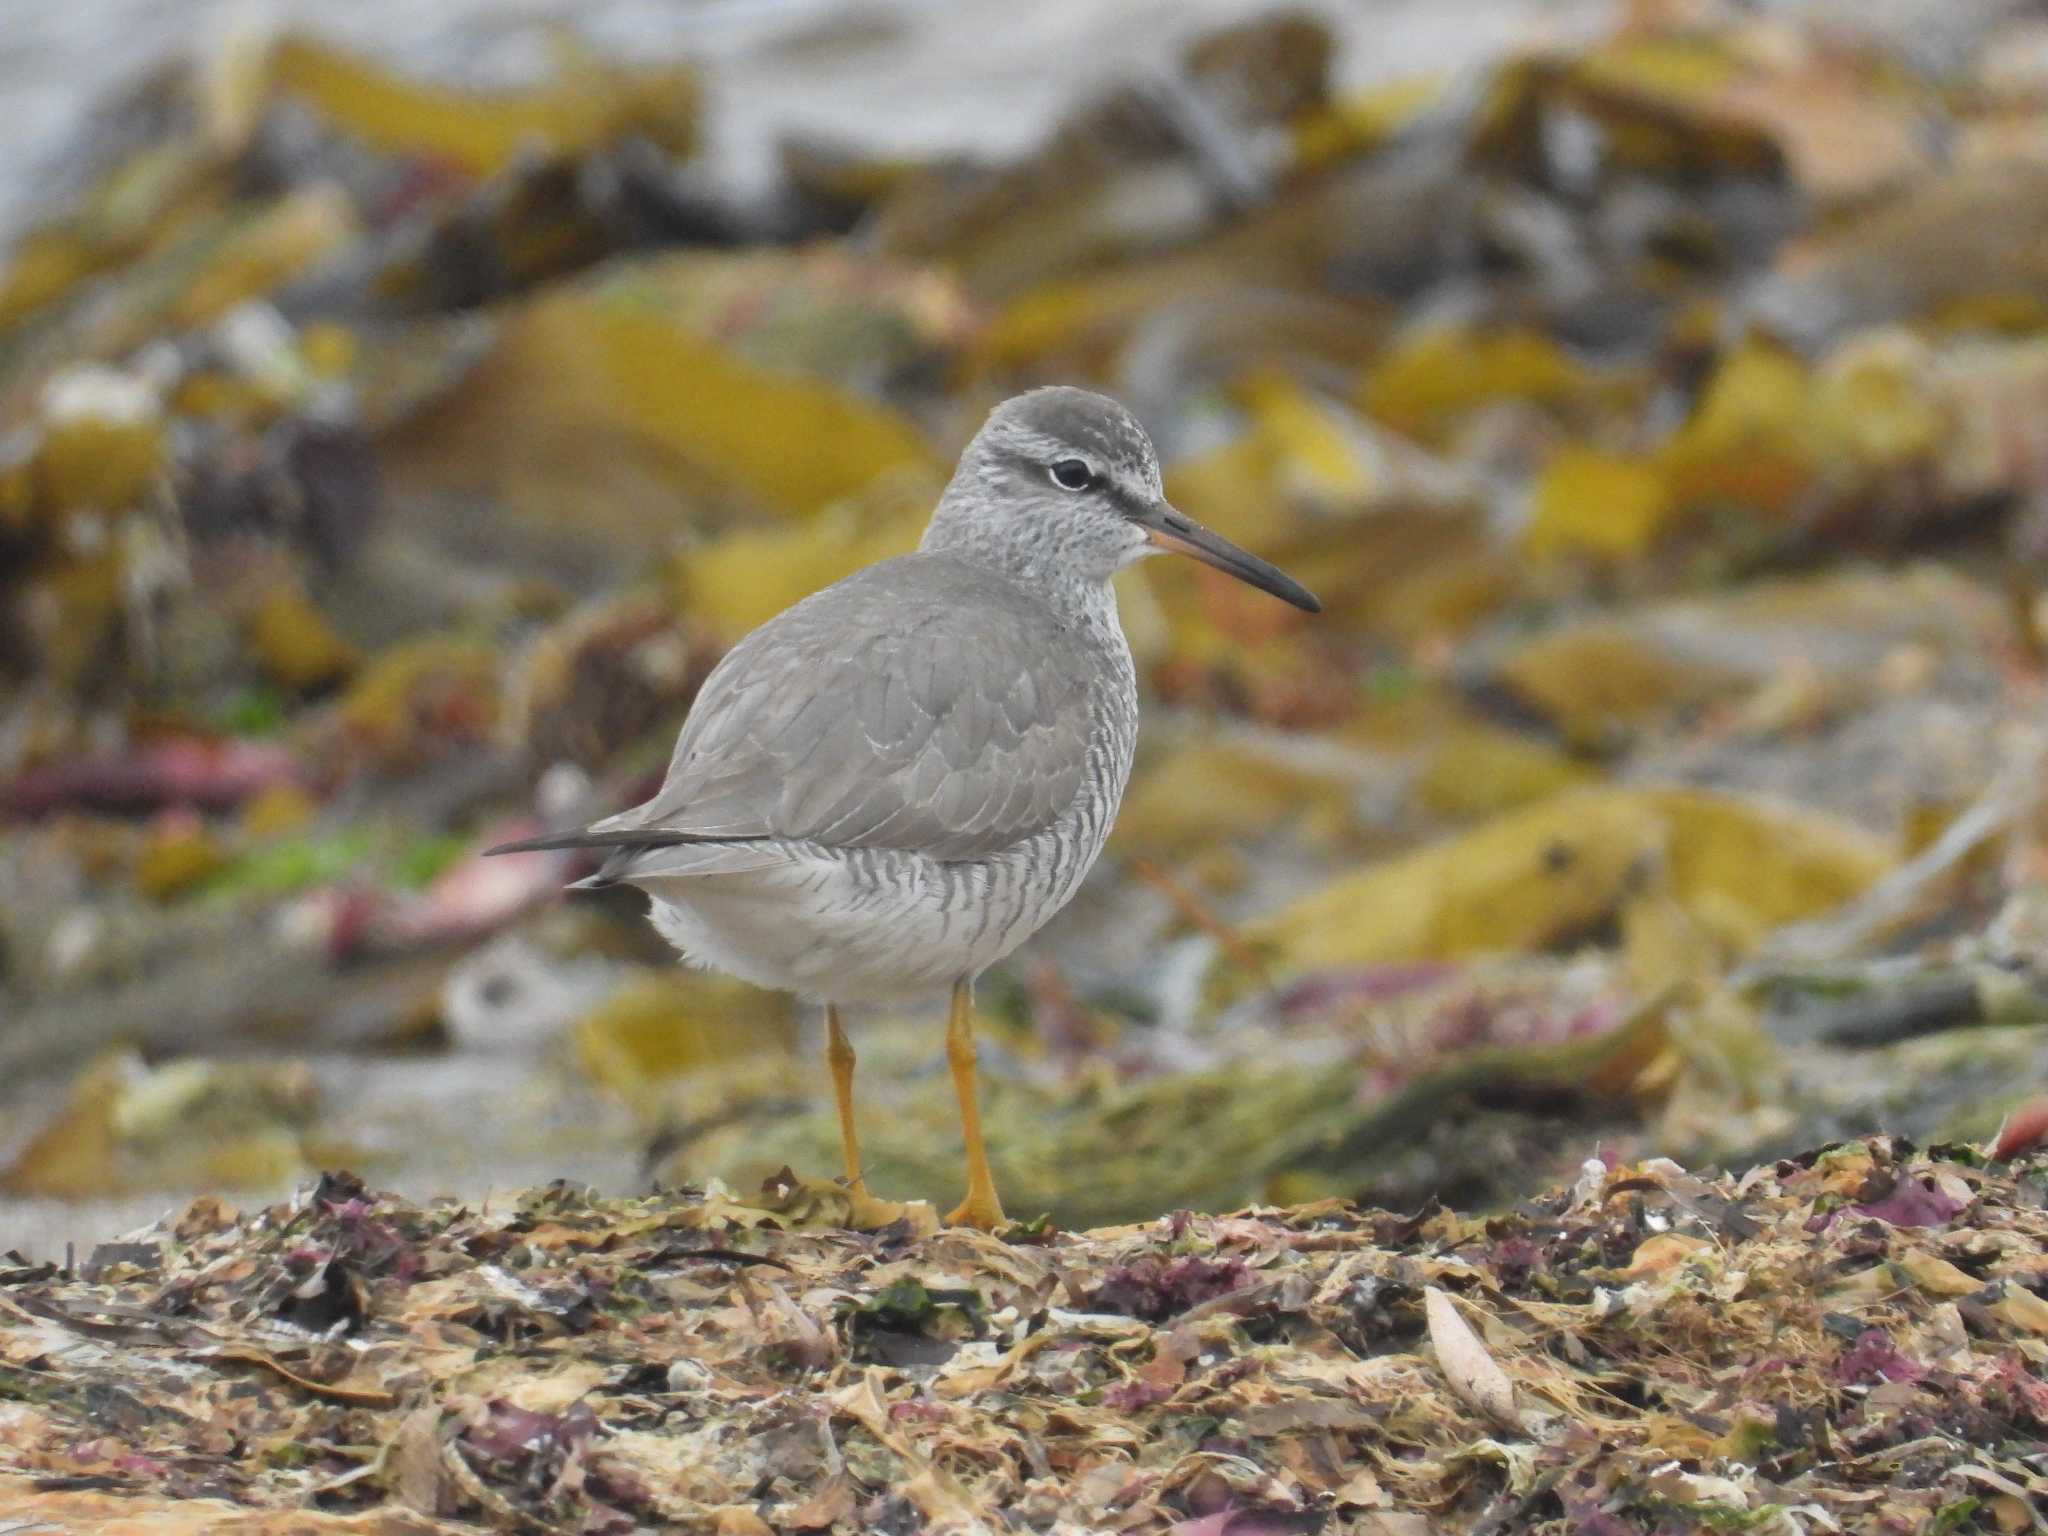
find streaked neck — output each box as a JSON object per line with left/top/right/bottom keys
{"left": 921, "top": 504, "right": 1114, "bottom": 630}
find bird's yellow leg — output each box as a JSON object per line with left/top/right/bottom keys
{"left": 943, "top": 980, "right": 1007, "bottom": 1230}
{"left": 825, "top": 1004, "right": 866, "bottom": 1195}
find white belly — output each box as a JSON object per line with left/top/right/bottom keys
{"left": 635, "top": 830, "right": 1099, "bottom": 1006}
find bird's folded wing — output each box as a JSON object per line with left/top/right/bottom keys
{"left": 595, "top": 558, "right": 1095, "bottom": 860}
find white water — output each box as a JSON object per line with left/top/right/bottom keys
{"left": 0, "top": 0, "right": 1598, "bottom": 245}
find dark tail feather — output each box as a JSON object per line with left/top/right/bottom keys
{"left": 483, "top": 827, "right": 756, "bottom": 857}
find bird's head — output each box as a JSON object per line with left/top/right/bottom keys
{"left": 926, "top": 386, "right": 1321, "bottom": 612}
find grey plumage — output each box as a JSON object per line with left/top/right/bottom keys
{"left": 590, "top": 556, "right": 1094, "bottom": 872}
{"left": 487, "top": 384, "right": 1316, "bottom": 1005}
{"left": 483, "top": 385, "right": 1317, "bottom": 1227}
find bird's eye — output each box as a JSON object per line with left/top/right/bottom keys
{"left": 1049, "top": 458, "right": 1094, "bottom": 491}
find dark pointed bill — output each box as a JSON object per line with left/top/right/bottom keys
{"left": 1135, "top": 503, "right": 1321, "bottom": 613}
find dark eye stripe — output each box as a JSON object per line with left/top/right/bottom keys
{"left": 1102, "top": 480, "right": 1150, "bottom": 518}
{"left": 1000, "top": 446, "right": 1151, "bottom": 513}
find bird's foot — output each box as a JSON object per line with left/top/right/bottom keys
{"left": 945, "top": 1188, "right": 1008, "bottom": 1232}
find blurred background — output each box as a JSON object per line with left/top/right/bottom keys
{"left": 5, "top": 0, "right": 2048, "bottom": 1256}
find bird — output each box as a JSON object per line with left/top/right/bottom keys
{"left": 486, "top": 387, "right": 1319, "bottom": 1229}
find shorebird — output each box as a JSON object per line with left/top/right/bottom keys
{"left": 488, "top": 388, "right": 1319, "bottom": 1228}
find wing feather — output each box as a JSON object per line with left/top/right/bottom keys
{"left": 593, "top": 555, "right": 1094, "bottom": 861}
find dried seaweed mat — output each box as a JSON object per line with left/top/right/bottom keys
{"left": 2, "top": 1140, "right": 2045, "bottom": 1533}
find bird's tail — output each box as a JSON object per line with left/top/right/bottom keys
{"left": 483, "top": 827, "right": 732, "bottom": 857}
{"left": 485, "top": 827, "right": 781, "bottom": 890}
